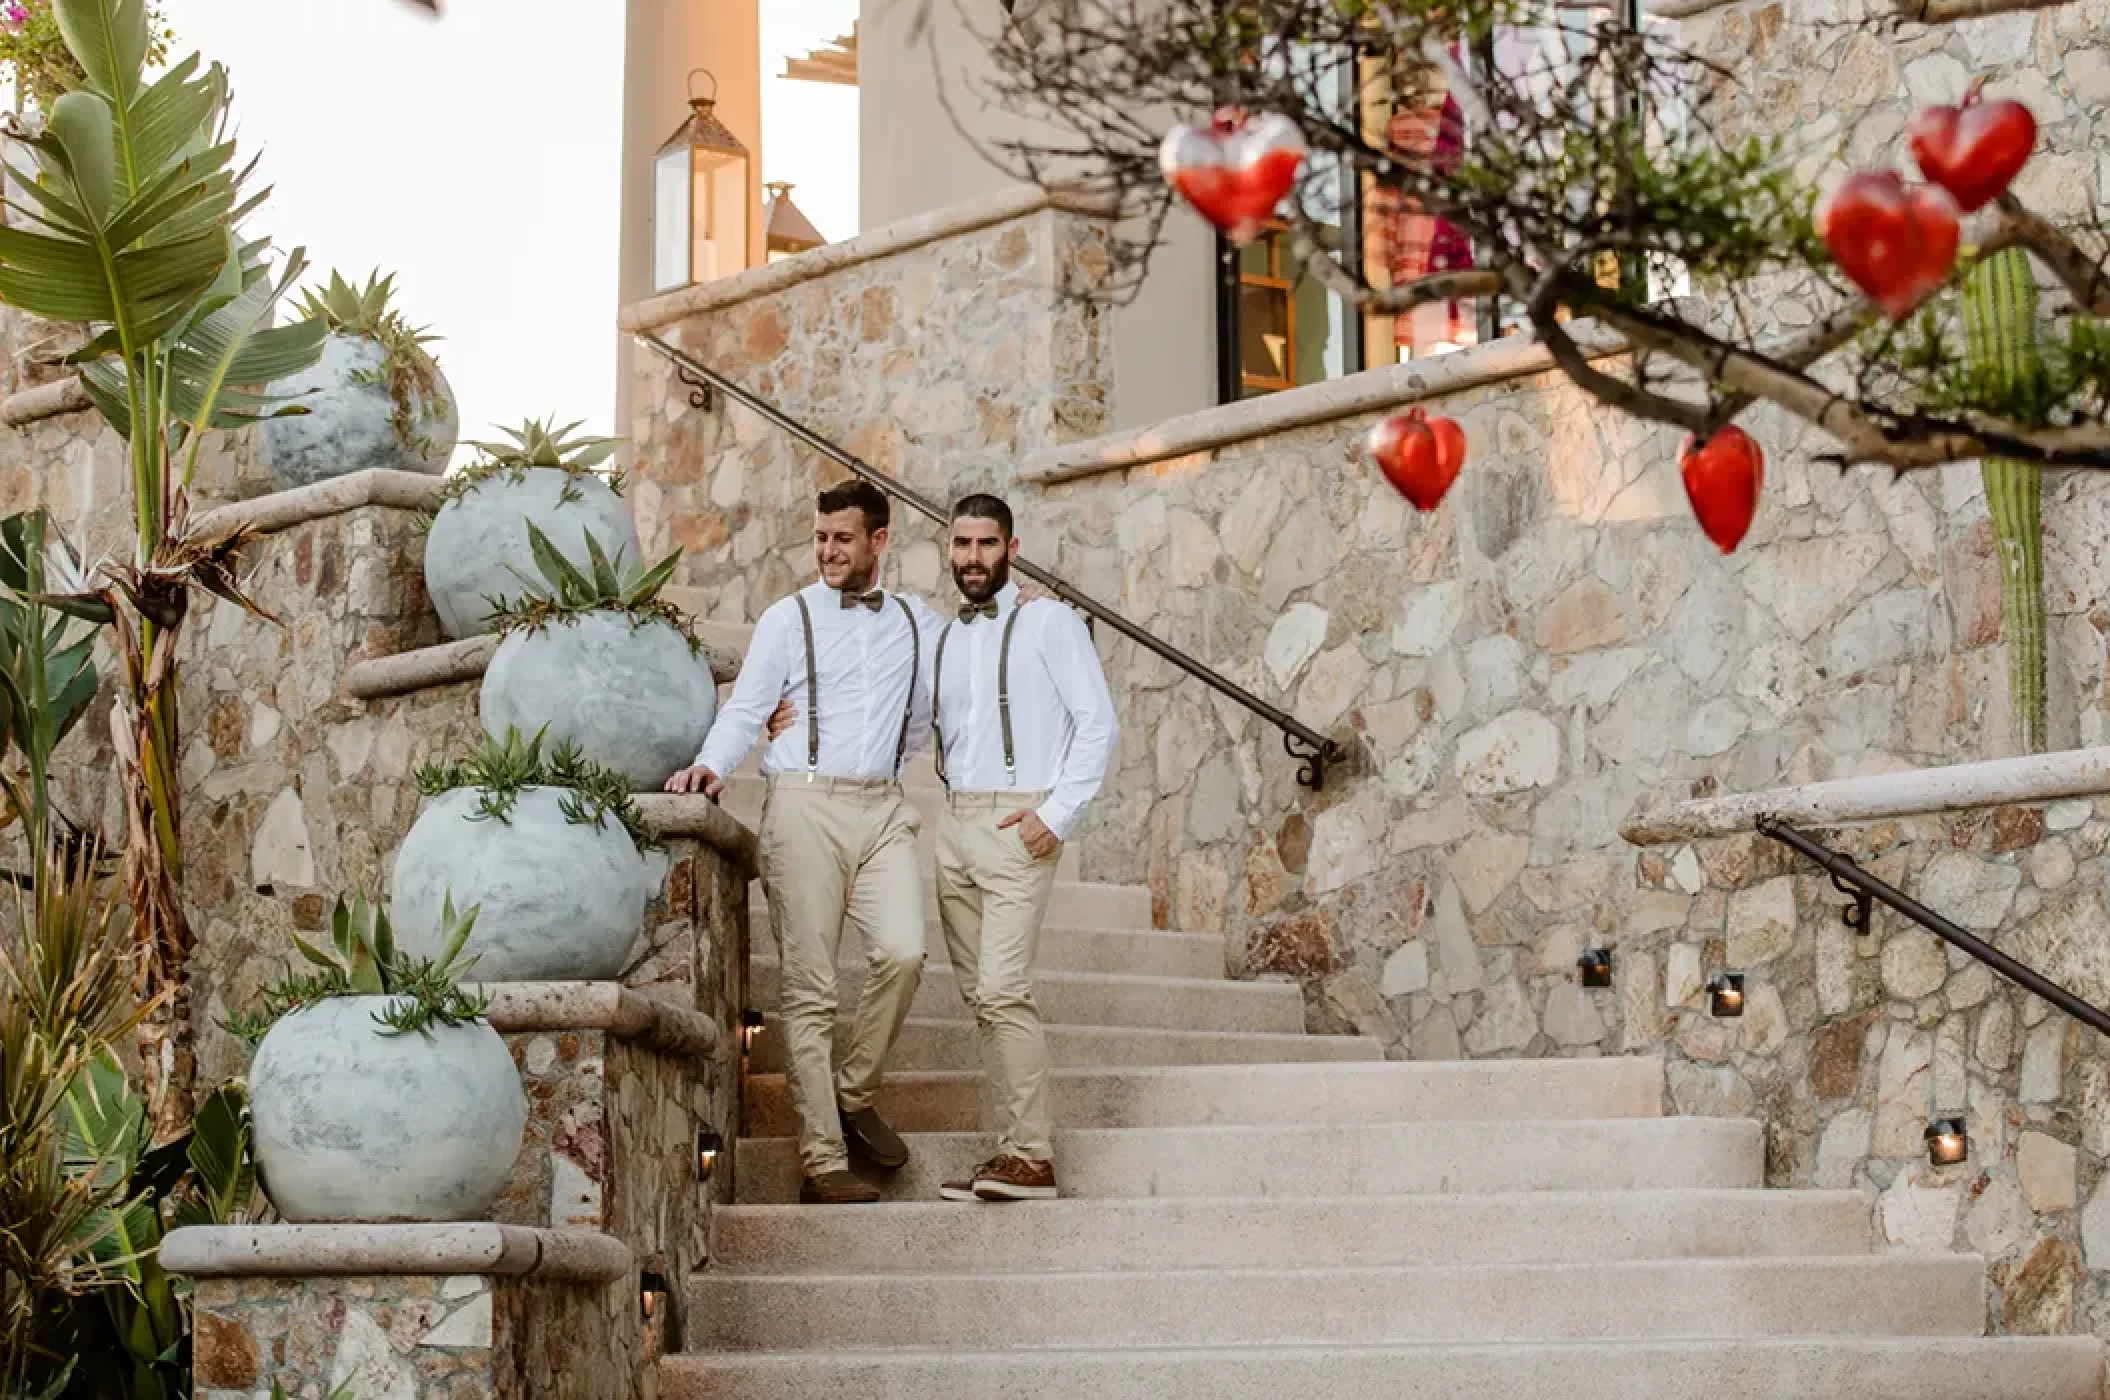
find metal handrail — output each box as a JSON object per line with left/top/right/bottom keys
{"left": 635, "top": 332, "right": 1348, "bottom": 788}
{"left": 1758, "top": 817, "right": 2110, "bottom": 1039}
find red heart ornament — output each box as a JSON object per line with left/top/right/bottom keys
{"left": 1367, "top": 407, "right": 1467, "bottom": 511}
{"left": 1816, "top": 171, "right": 1961, "bottom": 320}
{"left": 1679, "top": 426, "right": 1765, "bottom": 554}
{"left": 1907, "top": 94, "right": 2036, "bottom": 213}
{"left": 1158, "top": 108, "right": 1307, "bottom": 244}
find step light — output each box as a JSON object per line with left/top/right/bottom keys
{"left": 1707, "top": 972, "right": 1745, "bottom": 1017}
{"left": 739, "top": 1008, "right": 765, "bottom": 1053}
{"left": 1577, "top": 949, "right": 1613, "bottom": 988}
{"left": 1925, "top": 1116, "right": 1969, "bottom": 1166}
{"left": 640, "top": 1268, "right": 669, "bottom": 1321}
{"left": 696, "top": 1129, "right": 723, "bottom": 1182}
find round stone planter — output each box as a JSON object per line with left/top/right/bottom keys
{"left": 390, "top": 785, "right": 653, "bottom": 981}
{"left": 423, "top": 467, "right": 642, "bottom": 639}
{"left": 248, "top": 996, "right": 524, "bottom": 1223}
{"left": 481, "top": 612, "right": 717, "bottom": 790}
{"left": 260, "top": 331, "right": 458, "bottom": 489}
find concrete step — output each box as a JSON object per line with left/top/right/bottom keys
{"left": 748, "top": 881, "right": 1151, "bottom": 932}
{"left": 744, "top": 1016, "right": 1380, "bottom": 1076}
{"left": 746, "top": 958, "right": 1306, "bottom": 1034}
{"left": 748, "top": 924, "right": 1225, "bottom": 979}
{"left": 724, "top": 776, "right": 1083, "bottom": 879}
{"left": 731, "top": 1118, "right": 1761, "bottom": 1204}
{"left": 660, "top": 1337, "right": 2104, "bottom": 1400}
{"left": 707, "top": 1187, "right": 1873, "bottom": 1274}
{"left": 741, "top": 1057, "right": 1667, "bottom": 1137}
{"left": 688, "top": 1254, "right": 1985, "bottom": 1351}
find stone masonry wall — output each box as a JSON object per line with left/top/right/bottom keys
{"left": 1642, "top": 801, "right": 2110, "bottom": 1338}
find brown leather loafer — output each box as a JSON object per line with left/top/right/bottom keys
{"left": 972, "top": 1154, "right": 1057, "bottom": 1202}
{"left": 939, "top": 1157, "right": 1004, "bottom": 1203}
{"left": 840, "top": 1105, "right": 910, "bottom": 1171}
{"left": 799, "top": 1169, "right": 880, "bottom": 1205}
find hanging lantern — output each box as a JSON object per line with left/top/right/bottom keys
{"left": 652, "top": 70, "right": 753, "bottom": 292}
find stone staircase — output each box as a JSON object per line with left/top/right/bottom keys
{"left": 663, "top": 616, "right": 2099, "bottom": 1398}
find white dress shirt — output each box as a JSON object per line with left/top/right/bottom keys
{"left": 695, "top": 580, "right": 944, "bottom": 781}
{"left": 935, "top": 581, "right": 1118, "bottom": 841}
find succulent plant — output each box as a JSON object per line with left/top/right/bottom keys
{"left": 443, "top": 417, "right": 626, "bottom": 507}
{"left": 293, "top": 269, "right": 448, "bottom": 456}
{"left": 224, "top": 891, "right": 487, "bottom": 1044}
{"left": 416, "top": 725, "right": 660, "bottom": 851}
{"left": 486, "top": 522, "right": 687, "bottom": 638}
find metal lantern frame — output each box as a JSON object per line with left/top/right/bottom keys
{"left": 652, "top": 68, "right": 753, "bottom": 292}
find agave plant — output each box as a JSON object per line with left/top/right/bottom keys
{"left": 488, "top": 522, "right": 686, "bottom": 636}
{"left": 224, "top": 892, "right": 488, "bottom": 1045}
{"left": 293, "top": 268, "right": 447, "bottom": 455}
{"left": 0, "top": 0, "right": 327, "bottom": 1137}
{"left": 416, "top": 725, "right": 660, "bottom": 851}
{"left": 443, "top": 416, "right": 624, "bottom": 506}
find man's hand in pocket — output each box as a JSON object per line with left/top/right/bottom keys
{"left": 997, "top": 808, "right": 1059, "bottom": 860}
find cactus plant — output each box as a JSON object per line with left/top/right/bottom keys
{"left": 1961, "top": 247, "right": 2048, "bottom": 753}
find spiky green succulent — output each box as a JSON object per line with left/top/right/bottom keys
{"left": 416, "top": 726, "right": 660, "bottom": 852}
{"left": 441, "top": 417, "right": 626, "bottom": 508}
{"left": 223, "top": 891, "right": 487, "bottom": 1045}
{"left": 485, "top": 522, "right": 693, "bottom": 645}
{"left": 295, "top": 269, "right": 448, "bottom": 456}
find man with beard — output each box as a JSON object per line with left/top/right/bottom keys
{"left": 667, "top": 479, "right": 941, "bottom": 1205}
{"left": 928, "top": 493, "right": 1117, "bottom": 1203}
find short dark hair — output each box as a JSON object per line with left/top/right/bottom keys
{"left": 816, "top": 479, "right": 890, "bottom": 534}
{"left": 951, "top": 492, "right": 1014, "bottom": 541}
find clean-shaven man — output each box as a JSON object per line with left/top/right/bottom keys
{"left": 928, "top": 493, "right": 1117, "bottom": 1202}
{"left": 666, "top": 479, "right": 942, "bottom": 1205}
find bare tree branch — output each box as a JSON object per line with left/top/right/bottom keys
{"left": 1991, "top": 195, "right": 2110, "bottom": 316}
{"left": 1895, "top": 0, "right": 2077, "bottom": 23}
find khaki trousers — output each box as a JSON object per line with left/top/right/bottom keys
{"left": 934, "top": 790, "right": 1061, "bottom": 1163}
{"left": 756, "top": 775, "right": 926, "bottom": 1177}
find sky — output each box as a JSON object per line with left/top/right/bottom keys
{"left": 152, "top": 0, "right": 860, "bottom": 459}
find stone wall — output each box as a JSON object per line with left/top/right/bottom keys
{"left": 1636, "top": 800, "right": 2110, "bottom": 1337}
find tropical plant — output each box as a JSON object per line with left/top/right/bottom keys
{"left": 0, "top": 839, "right": 146, "bottom": 1398}
{"left": 0, "top": 0, "right": 170, "bottom": 115}
{"left": 442, "top": 416, "right": 625, "bottom": 506}
{"left": 0, "top": 0, "right": 327, "bottom": 1138}
{"left": 292, "top": 268, "right": 448, "bottom": 457}
{"left": 222, "top": 890, "right": 488, "bottom": 1045}
{"left": 50, "top": 1067, "right": 255, "bottom": 1399}
{"left": 487, "top": 522, "right": 688, "bottom": 642}
{"left": 417, "top": 726, "right": 660, "bottom": 851}
{"left": 0, "top": 510, "right": 101, "bottom": 879}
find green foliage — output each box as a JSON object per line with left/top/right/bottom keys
{"left": 0, "top": 0, "right": 171, "bottom": 114}
{"left": 487, "top": 522, "right": 693, "bottom": 647}
{"left": 292, "top": 268, "right": 447, "bottom": 459}
{"left": 442, "top": 416, "right": 625, "bottom": 507}
{"left": 0, "top": 510, "right": 100, "bottom": 869}
{"left": 416, "top": 726, "right": 660, "bottom": 852}
{"left": 222, "top": 891, "right": 489, "bottom": 1046}
{"left": 1964, "top": 249, "right": 2048, "bottom": 754}
{"left": 0, "top": 843, "right": 144, "bottom": 1398}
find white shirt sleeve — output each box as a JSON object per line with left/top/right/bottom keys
{"left": 898, "top": 593, "right": 948, "bottom": 762}
{"left": 1033, "top": 604, "right": 1119, "bottom": 842}
{"left": 693, "top": 602, "right": 795, "bottom": 779}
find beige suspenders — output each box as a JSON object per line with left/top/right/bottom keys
{"left": 790, "top": 592, "right": 921, "bottom": 780}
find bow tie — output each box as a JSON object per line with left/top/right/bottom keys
{"left": 841, "top": 589, "right": 885, "bottom": 612}
{"left": 959, "top": 599, "right": 1000, "bottom": 622}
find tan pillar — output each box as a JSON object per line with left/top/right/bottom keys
{"left": 616, "top": 0, "right": 763, "bottom": 443}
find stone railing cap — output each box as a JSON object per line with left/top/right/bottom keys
{"left": 631, "top": 791, "right": 760, "bottom": 876}
{"left": 478, "top": 980, "right": 719, "bottom": 1060}
{"left": 1623, "top": 747, "right": 2110, "bottom": 845}
{"left": 192, "top": 468, "right": 445, "bottom": 539}
{"left": 1018, "top": 322, "right": 1626, "bottom": 485}
{"left": 0, "top": 374, "right": 91, "bottom": 427}
{"left": 161, "top": 1223, "right": 631, "bottom": 1282}
{"left": 345, "top": 629, "right": 739, "bottom": 701}
{"left": 621, "top": 183, "right": 1119, "bottom": 333}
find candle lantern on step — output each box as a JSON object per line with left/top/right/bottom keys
{"left": 739, "top": 1008, "right": 765, "bottom": 1054}
{"left": 652, "top": 69, "right": 753, "bottom": 291}
{"left": 1925, "top": 1116, "right": 1969, "bottom": 1166}
{"left": 1707, "top": 972, "right": 1744, "bottom": 1017}
{"left": 640, "top": 1268, "right": 669, "bottom": 1321}
{"left": 696, "top": 1129, "right": 723, "bottom": 1181}
{"left": 1577, "top": 949, "right": 1613, "bottom": 988}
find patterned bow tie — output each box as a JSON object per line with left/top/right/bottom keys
{"left": 959, "top": 599, "right": 1000, "bottom": 622}
{"left": 841, "top": 589, "right": 885, "bottom": 612}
